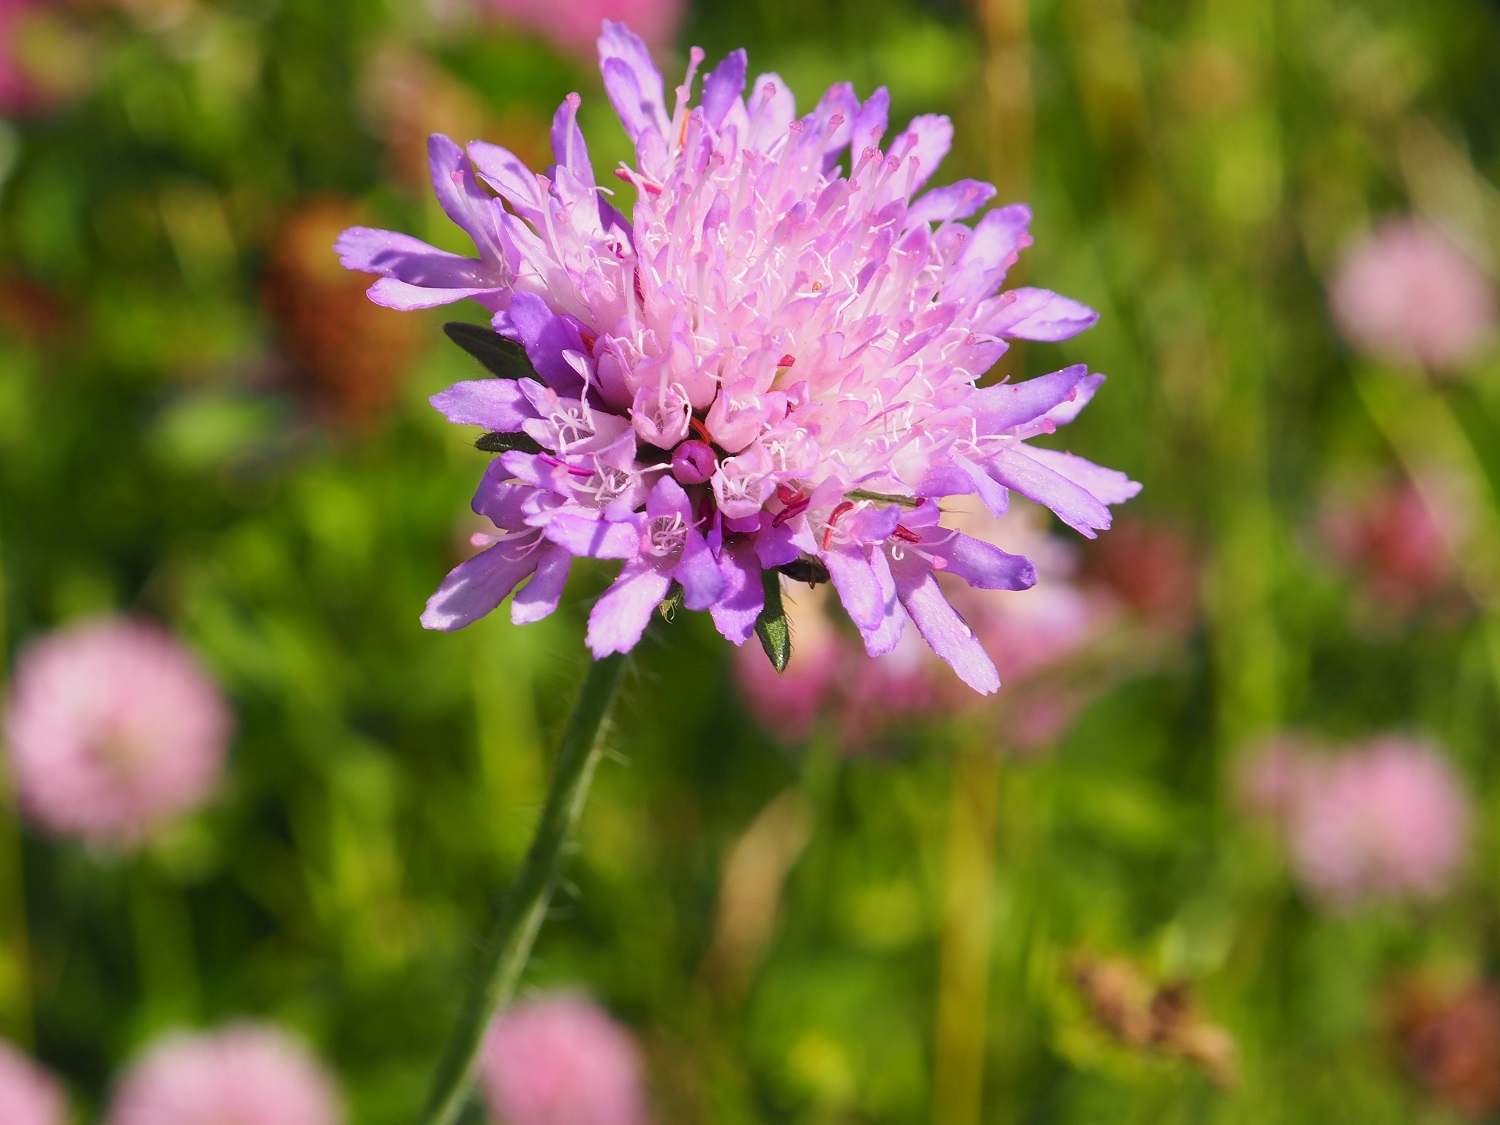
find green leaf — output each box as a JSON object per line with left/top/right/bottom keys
{"left": 443, "top": 322, "right": 536, "bottom": 380}
{"left": 475, "top": 432, "right": 543, "bottom": 454}
{"left": 754, "top": 569, "right": 792, "bottom": 674}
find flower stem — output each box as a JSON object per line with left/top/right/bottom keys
{"left": 419, "top": 649, "right": 630, "bottom": 1125}
{"left": 932, "top": 748, "right": 1002, "bottom": 1125}
{"left": 0, "top": 506, "right": 32, "bottom": 1047}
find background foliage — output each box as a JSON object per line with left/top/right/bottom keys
{"left": 2, "top": 0, "right": 1500, "bottom": 1121}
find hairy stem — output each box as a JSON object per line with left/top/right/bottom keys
{"left": 419, "top": 650, "right": 630, "bottom": 1125}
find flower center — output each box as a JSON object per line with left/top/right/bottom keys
{"left": 646, "top": 513, "right": 688, "bottom": 558}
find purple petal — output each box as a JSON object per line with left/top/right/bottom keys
{"left": 890, "top": 114, "right": 953, "bottom": 195}
{"left": 1022, "top": 447, "right": 1142, "bottom": 506}
{"left": 421, "top": 543, "right": 536, "bottom": 631}
{"left": 550, "top": 92, "right": 593, "bottom": 184}
{"left": 895, "top": 566, "right": 999, "bottom": 694}
{"left": 430, "top": 380, "right": 535, "bottom": 430}
{"left": 905, "top": 179, "right": 997, "bottom": 227}
{"left": 471, "top": 465, "right": 530, "bottom": 524}
{"left": 929, "top": 533, "right": 1037, "bottom": 591}
{"left": 709, "top": 544, "right": 765, "bottom": 646}
{"left": 540, "top": 513, "right": 640, "bottom": 559}
{"left": 745, "top": 72, "right": 796, "bottom": 149}
{"left": 850, "top": 86, "right": 890, "bottom": 151}
{"left": 586, "top": 562, "right": 671, "bottom": 658}
{"left": 702, "top": 49, "right": 747, "bottom": 127}
{"left": 807, "top": 82, "right": 860, "bottom": 172}
{"left": 985, "top": 446, "right": 1111, "bottom": 537}
{"left": 825, "top": 546, "right": 884, "bottom": 631}
{"left": 957, "top": 204, "right": 1032, "bottom": 277}
{"left": 467, "top": 142, "right": 547, "bottom": 225}
{"left": 428, "top": 134, "right": 505, "bottom": 262}
{"left": 969, "top": 365, "right": 1090, "bottom": 432}
{"left": 675, "top": 530, "right": 725, "bottom": 611}
{"left": 598, "top": 22, "right": 668, "bottom": 144}
{"left": 646, "top": 476, "right": 692, "bottom": 522}
{"left": 511, "top": 544, "right": 571, "bottom": 625}
{"left": 990, "top": 287, "right": 1100, "bottom": 342}
{"left": 366, "top": 277, "right": 496, "bottom": 311}
{"left": 951, "top": 451, "right": 1011, "bottom": 516}
{"left": 507, "top": 293, "right": 589, "bottom": 393}
{"left": 859, "top": 547, "right": 903, "bottom": 656}
{"left": 335, "top": 227, "right": 485, "bottom": 286}
{"left": 754, "top": 519, "right": 803, "bottom": 568}
{"left": 914, "top": 465, "right": 978, "bottom": 498}
{"left": 1016, "top": 373, "right": 1106, "bottom": 437}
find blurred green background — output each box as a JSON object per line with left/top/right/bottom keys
{"left": 2, "top": 0, "right": 1500, "bottom": 1121}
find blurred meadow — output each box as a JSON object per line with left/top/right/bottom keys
{"left": 2, "top": 0, "right": 1500, "bottom": 1122}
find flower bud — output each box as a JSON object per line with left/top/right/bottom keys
{"left": 670, "top": 439, "right": 716, "bottom": 485}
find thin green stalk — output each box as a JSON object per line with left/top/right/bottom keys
{"left": 0, "top": 504, "right": 31, "bottom": 1046}
{"left": 419, "top": 649, "right": 630, "bottom": 1125}
{"left": 128, "top": 856, "right": 200, "bottom": 1026}
{"left": 932, "top": 748, "right": 1002, "bottom": 1125}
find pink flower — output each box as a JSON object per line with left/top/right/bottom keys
{"left": 1080, "top": 516, "right": 1198, "bottom": 636}
{"left": 0, "top": 0, "right": 46, "bottom": 117}
{"left": 479, "top": 0, "right": 683, "bottom": 55}
{"left": 1258, "top": 738, "right": 1471, "bottom": 908}
{"left": 952, "top": 507, "right": 1118, "bottom": 749}
{"left": 1235, "top": 737, "right": 1309, "bottom": 822}
{"left": 1329, "top": 218, "right": 1497, "bottom": 374}
{"left": 106, "top": 1025, "right": 343, "bottom": 1125}
{"left": 338, "top": 22, "right": 1138, "bottom": 692}
{"left": 734, "top": 508, "right": 1116, "bottom": 750}
{"left": 3, "top": 618, "right": 232, "bottom": 848}
{"left": 0, "top": 1041, "right": 65, "bottom": 1125}
{"left": 1319, "top": 472, "right": 1466, "bottom": 616}
{"left": 480, "top": 996, "right": 649, "bottom": 1125}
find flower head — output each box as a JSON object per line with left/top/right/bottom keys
{"left": 1240, "top": 736, "right": 1470, "bottom": 908}
{"left": 0, "top": 0, "right": 48, "bottom": 117}
{"left": 339, "top": 22, "right": 1138, "bottom": 691}
{"left": 1395, "top": 980, "right": 1500, "bottom": 1120}
{"left": 1319, "top": 470, "right": 1467, "bottom": 619}
{"left": 106, "top": 1025, "right": 343, "bottom": 1125}
{"left": 1329, "top": 218, "right": 1497, "bottom": 375}
{"left": 480, "top": 995, "right": 649, "bottom": 1125}
{"left": 4, "top": 617, "right": 232, "bottom": 848}
{"left": 0, "top": 1040, "right": 65, "bottom": 1125}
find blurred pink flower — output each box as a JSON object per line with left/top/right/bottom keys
{"left": 480, "top": 995, "right": 649, "bottom": 1125}
{"left": 0, "top": 1040, "right": 65, "bottom": 1125}
{"left": 1329, "top": 218, "right": 1497, "bottom": 374}
{"left": 1319, "top": 472, "right": 1466, "bottom": 617}
{"left": 1291, "top": 738, "right": 1469, "bottom": 906}
{"left": 106, "top": 1025, "right": 343, "bottom": 1125}
{"left": 1235, "top": 737, "right": 1308, "bottom": 822}
{"left": 1247, "top": 737, "right": 1470, "bottom": 908}
{"left": 478, "top": 0, "right": 683, "bottom": 55}
{"left": 734, "top": 507, "right": 1120, "bottom": 752}
{"left": 3, "top": 617, "right": 232, "bottom": 848}
{"left": 0, "top": 0, "right": 44, "bottom": 117}
{"left": 1080, "top": 517, "right": 1199, "bottom": 636}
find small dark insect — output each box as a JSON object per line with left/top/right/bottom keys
{"left": 777, "top": 558, "right": 830, "bottom": 587}
{"left": 475, "top": 432, "right": 543, "bottom": 454}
